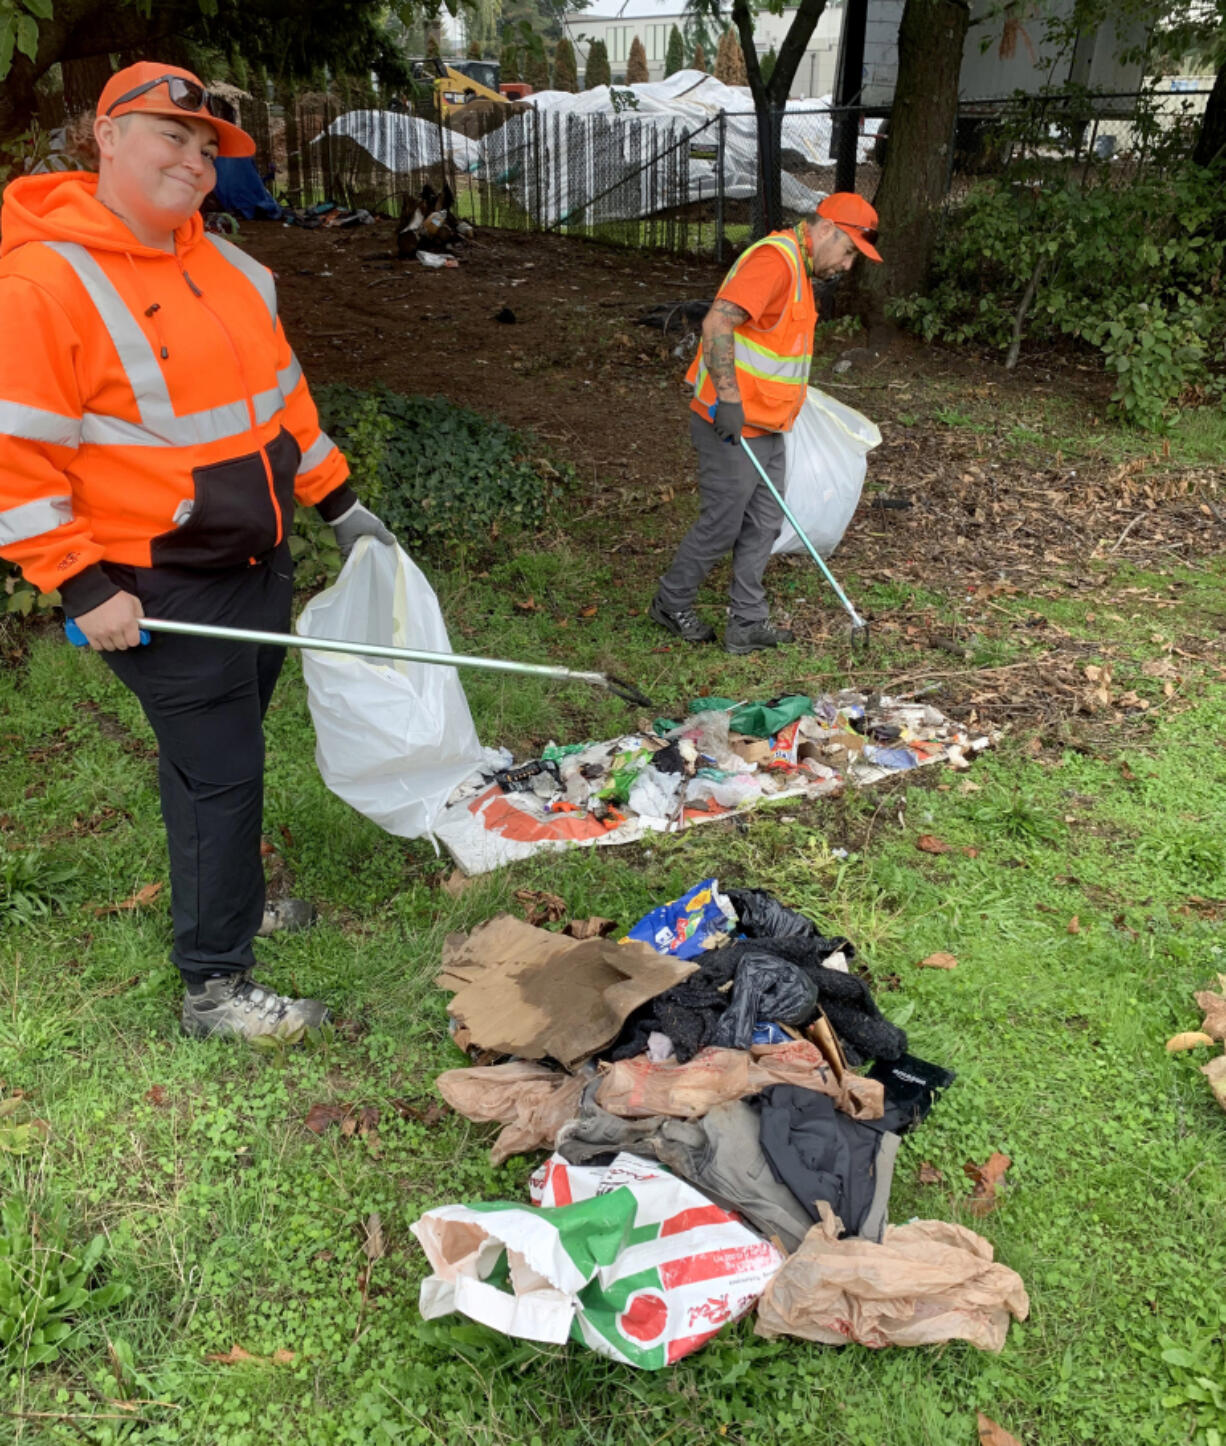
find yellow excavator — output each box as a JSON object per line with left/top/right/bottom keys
{"left": 410, "top": 57, "right": 510, "bottom": 117}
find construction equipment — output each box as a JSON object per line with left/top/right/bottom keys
{"left": 410, "top": 57, "right": 509, "bottom": 117}
{"left": 65, "top": 617, "right": 655, "bottom": 708}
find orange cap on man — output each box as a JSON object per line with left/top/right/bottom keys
{"left": 817, "top": 192, "right": 882, "bottom": 263}
{"left": 97, "top": 62, "right": 255, "bottom": 158}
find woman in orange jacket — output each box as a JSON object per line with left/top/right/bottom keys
{"left": 0, "top": 62, "right": 396, "bottom": 1041}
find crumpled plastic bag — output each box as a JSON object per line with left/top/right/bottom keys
{"left": 755, "top": 1203, "right": 1029, "bottom": 1351}
{"left": 412, "top": 1152, "right": 782, "bottom": 1368}
{"left": 435, "top": 1061, "right": 589, "bottom": 1165}
{"left": 712, "top": 951, "right": 820, "bottom": 1050}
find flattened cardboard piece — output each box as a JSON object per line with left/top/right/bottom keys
{"left": 729, "top": 733, "right": 773, "bottom": 766}
{"left": 439, "top": 915, "right": 697, "bottom": 1069}
{"left": 806, "top": 1010, "right": 848, "bottom": 1081}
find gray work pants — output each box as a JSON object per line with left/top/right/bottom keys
{"left": 656, "top": 412, "right": 787, "bottom": 624}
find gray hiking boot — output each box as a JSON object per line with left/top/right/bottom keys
{"left": 257, "top": 898, "right": 316, "bottom": 938}
{"left": 649, "top": 595, "right": 715, "bottom": 644}
{"left": 724, "top": 617, "right": 795, "bottom": 655}
{"left": 181, "top": 972, "right": 329, "bottom": 1042}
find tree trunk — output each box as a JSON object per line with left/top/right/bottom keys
{"left": 1193, "top": 57, "right": 1226, "bottom": 168}
{"left": 857, "top": 0, "right": 969, "bottom": 318}
{"left": 732, "top": 0, "right": 827, "bottom": 233}
{"left": 62, "top": 53, "right": 115, "bottom": 117}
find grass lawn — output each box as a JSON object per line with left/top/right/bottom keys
{"left": 2, "top": 355, "right": 1225, "bottom": 1445}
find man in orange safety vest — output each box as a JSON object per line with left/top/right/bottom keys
{"left": 651, "top": 193, "right": 882, "bottom": 654}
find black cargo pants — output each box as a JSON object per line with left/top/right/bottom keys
{"left": 100, "top": 548, "right": 293, "bottom": 986}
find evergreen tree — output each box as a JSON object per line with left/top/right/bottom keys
{"left": 500, "top": 43, "right": 520, "bottom": 82}
{"left": 714, "top": 27, "right": 747, "bottom": 87}
{"left": 584, "top": 38, "right": 610, "bottom": 88}
{"left": 523, "top": 40, "right": 551, "bottom": 90}
{"left": 692, "top": 42, "right": 707, "bottom": 73}
{"left": 467, "top": 38, "right": 482, "bottom": 59}
{"left": 553, "top": 35, "right": 578, "bottom": 91}
{"left": 625, "top": 34, "right": 649, "bottom": 83}
{"left": 760, "top": 44, "right": 777, "bottom": 87}
{"left": 665, "top": 24, "right": 685, "bottom": 77}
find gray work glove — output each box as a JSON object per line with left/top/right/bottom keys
{"left": 712, "top": 399, "right": 745, "bottom": 445}
{"left": 331, "top": 501, "right": 395, "bottom": 560}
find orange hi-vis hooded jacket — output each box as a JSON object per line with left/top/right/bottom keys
{"left": 687, "top": 226, "right": 817, "bottom": 435}
{"left": 0, "top": 172, "right": 354, "bottom": 617}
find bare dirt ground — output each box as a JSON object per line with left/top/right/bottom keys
{"left": 244, "top": 219, "right": 1226, "bottom": 737}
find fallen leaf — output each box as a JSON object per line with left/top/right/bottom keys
{"left": 513, "top": 596, "right": 538, "bottom": 612}
{"left": 917, "top": 1162, "right": 944, "bottom": 1185}
{"left": 515, "top": 888, "right": 567, "bottom": 926}
{"left": 340, "top": 1113, "right": 358, "bottom": 1138}
{"left": 916, "top": 835, "right": 952, "bottom": 855}
{"left": 271, "top": 1349, "right": 296, "bottom": 1366}
{"left": 1067, "top": 915, "right": 1081, "bottom": 935}
{"left": 918, "top": 952, "right": 958, "bottom": 970}
{"left": 579, "top": 605, "right": 599, "bottom": 618}
{"left": 958, "top": 780, "right": 982, "bottom": 794}
{"left": 962, "top": 847, "right": 980, "bottom": 859}
{"left": 93, "top": 881, "right": 163, "bottom": 917}
{"left": 1166, "top": 1031, "right": 1214, "bottom": 1052}
{"left": 964, "top": 1153, "right": 1011, "bottom": 1215}
{"left": 563, "top": 916, "right": 618, "bottom": 940}
{"left": 259, "top": 838, "right": 277, "bottom": 858}
{"left": 206, "top": 1345, "right": 260, "bottom": 1366}
{"left": 363, "top": 1212, "right": 386, "bottom": 1262}
{"left": 304, "top": 1103, "right": 350, "bottom": 1136}
{"left": 1202, "top": 1055, "right": 1226, "bottom": 1112}
{"left": 144, "top": 1085, "right": 169, "bottom": 1107}
{"left": 977, "top": 1413, "right": 1023, "bottom": 1446}
{"left": 441, "top": 867, "right": 475, "bottom": 898}
{"left": 1195, "top": 985, "right": 1226, "bottom": 1041}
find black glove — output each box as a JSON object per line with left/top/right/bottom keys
{"left": 331, "top": 502, "right": 395, "bottom": 560}
{"left": 712, "top": 399, "right": 745, "bottom": 444}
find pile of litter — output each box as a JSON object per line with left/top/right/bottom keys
{"left": 435, "top": 692, "right": 994, "bottom": 876}
{"left": 411, "top": 881, "right": 1029, "bottom": 1368}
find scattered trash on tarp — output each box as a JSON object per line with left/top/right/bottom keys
{"left": 411, "top": 1151, "right": 782, "bottom": 1367}
{"left": 435, "top": 692, "right": 994, "bottom": 876}
{"left": 411, "top": 882, "right": 1023, "bottom": 1367}
{"left": 755, "top": 1203, "right": 1030, "bottom": 1351}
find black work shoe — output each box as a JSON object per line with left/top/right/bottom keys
{"left": 649, "top": 595, "right": 715, "bottom": 644}
{"left": 257, "top": 899, "right": 316, "bottom": 938}
{"left": 181, "top": 971, "right": 329, "bottom": 1042}
{"left": 724, "top": 617, "right": 795, "bottom": 654}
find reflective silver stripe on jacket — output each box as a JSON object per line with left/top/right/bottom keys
{"left": 297, "top": 431, "right": 336, "bottom": 475}
{"left": 41, "top": 241, "right": 289, "bottom": 448}
{"left": 277, "top": 354, "right": 303, "bottom": 396}
{"left": 0, "top": 400, "right": 81, "bottom": 448}
{"left": 732, "top": 336, "right": 810, "bottom": 383}
{"left": 204, "top": 234, "right": 277, "bottom": 327}
{"left": 0, "top": 494, "right": 72, "bottom": 545}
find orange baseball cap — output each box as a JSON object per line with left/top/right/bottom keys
{"left": 97, "top": 62, "right": 255, "bottom": 158}
{"left": 817, "top": 192, "right": 882, "bottom": 263}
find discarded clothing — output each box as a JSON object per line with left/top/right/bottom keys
{"left": 712, "top": 951, "right": 820, "bottom": 1051}
{"left": 611, "top": 947, "right": 741, "bottom": 1063}
{"left": 411, "top": 1151, "right": 782, "bottom": 1368}
{"left": 757, "top": 1085, "right": 899, "bottom": 1239}
{"left": 865, "top": 1052, "right": 957, "bottom": 1134}
{"left": 438, "top": 915, "right": 695, "bottom": 1069}
{"left": 557, "top": 1084, "right": 817, "bottom": 1252}
{"left": 435, "top": 1060, "right": 589, "bottom": 1165}
{"left": 755, "top": 1205, "right": 1030, "bottom": 1351}
{"left": 595, "top": 1042, "right": 884, "bottom": 1122}
{"left": 624, "top": 877, "right": 736, "bottom": 960}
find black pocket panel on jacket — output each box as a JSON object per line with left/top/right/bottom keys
{"left": 151, "top": 449, "right": 279, "bottom": 569}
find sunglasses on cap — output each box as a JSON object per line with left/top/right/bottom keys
{"left": 105, "top": 74, "right": 224, "bottom": 120}
{"left": 840, "top": 220, "right": 879, "bottom": 246}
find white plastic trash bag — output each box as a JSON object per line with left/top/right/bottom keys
{"left": 772, "top": 386, "right": 882, "bottom": 558}
{"left": 297, "top": 537, "right": 484, "bottom": 842}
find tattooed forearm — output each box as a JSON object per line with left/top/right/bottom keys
{"left": 702, "top": 299, "right": 749, "bottom": 401}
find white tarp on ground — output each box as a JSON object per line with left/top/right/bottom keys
{"left": 316, "top": 73, "right": 882, "bottom": 225}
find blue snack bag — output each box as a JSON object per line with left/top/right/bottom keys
{"left": 624, "top": 877, "right": 736, "bottom": 960}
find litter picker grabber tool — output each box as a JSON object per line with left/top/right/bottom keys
{"left": 65, "top": 617, "right": 656, "bottom": 709}
{"left": 736, "top": 434, "right": 870, "bottom": 649}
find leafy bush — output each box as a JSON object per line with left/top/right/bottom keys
{"left": 890, "top": 166, "right": 1226, "bottom": 430}
{"left": 0, "top": 1195, "right": 131, "bottom": 1368}
{"left": 313, "top": 385, "right": 566, "bottom": 550}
